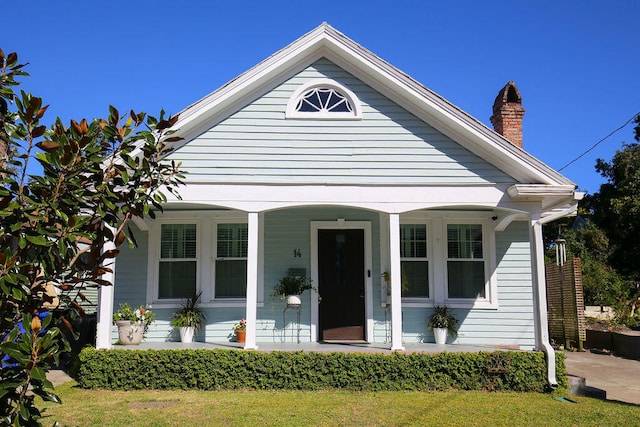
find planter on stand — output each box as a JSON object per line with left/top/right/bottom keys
{"left": 116, "top": 320, "right": 145, "bottom": 345}
{"left": 286, "top": 294, "right": 302, "bottom": 307}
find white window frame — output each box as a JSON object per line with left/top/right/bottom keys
{"left": 285, "top": 79, "right": 362, "bottom": 120}
{"left": 394, "top": 212, "right": 498, "bottom": 309}
{"left": 148, "top": 218, "right": 202, "bottom": 306}
{"left": 146, "top": 211, "right": 264, "bottom": 308}
{"left": 442, "top": 217, "right": 497, "bottom": 309}
{"left": 399, "top": 219, "right": 434, "bottom": 306}
{"left": 212, "top": 220, "right": 248, "bottom": 302}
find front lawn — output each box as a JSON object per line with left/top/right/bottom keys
{"left": 42, "top": 381, "right": 639, "bottom": 426}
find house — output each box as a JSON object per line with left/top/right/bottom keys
{"left": 95, "top": 23, "right": 581, "bottom": 387}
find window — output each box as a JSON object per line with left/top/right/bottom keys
{"left": 159, "top": 224, "right": 197, "bottom": 299}
{"left": 285, "top": 79, "right": 362, "bottom": 119}
{"left": 296, "top": 87, "right": 353, "bottom": 113}
{"left": 446, "top": 224, "right": 486, "bottom": 299}
{"left": 400, "top": 224, "right": 429, "bottom": 298}
{"left": 215, "top": 223, "right": 248, "bottom": 298}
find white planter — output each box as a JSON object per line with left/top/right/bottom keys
{"left": 434, "top": 327, "right": 448, "bottom": 345}
{"left": 286, "top": 294, "right": 302, "bottom": 306}
{"left": 116, "top": 320, "right": 145, "bottom": 345}
{"left": 179, "top": 326, "right": 195, "bottom": 343}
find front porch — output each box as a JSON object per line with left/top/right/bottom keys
{"left": 112, "top": 341, "right": 522, "bottom": 354}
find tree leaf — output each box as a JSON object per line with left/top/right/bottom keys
{"left": 36, "top": 140, "right": 60, "bottom": 152}
{"left": 25, "top": 234, "right": 49, "bottom": 246}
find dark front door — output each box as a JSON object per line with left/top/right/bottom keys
{"left": 318, "top": 229, "right": 365, "bottom": 341}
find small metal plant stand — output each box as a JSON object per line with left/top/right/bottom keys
{"left": 283, "top": 303, "right": 301, "bottom": 343}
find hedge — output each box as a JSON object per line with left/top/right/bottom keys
{"left": 77, "top": 348, "right": 566, "bottom": 392}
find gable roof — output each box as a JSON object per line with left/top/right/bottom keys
{"left": 168, "top": 23, "right": 575, "bottom": 188}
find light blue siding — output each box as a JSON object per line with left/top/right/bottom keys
{"left": 462, "top": 220, "right": 535, "bottom": 348}
{"left": 400, "top": 221, "right": 535, "bottom": 349}
{"left": 111, "top": 224, "right": 152, "bottom": 341}
{"left": 259, "top": 207, "right": 381, "bottom": 343}
{"left": 168, "top": 58, "right": 515, "bottom": 185}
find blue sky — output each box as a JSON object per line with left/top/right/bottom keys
{"left": 5, "top": 1, "right": 639, "bottom": 194}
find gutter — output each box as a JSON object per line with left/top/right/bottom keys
{"left": 532, "top": 202, "right": 579, "bottom": 389}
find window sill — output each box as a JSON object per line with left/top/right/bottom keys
{"left": 444, "top": 299, "right": 498, "bottom": 309}
{"left": 400, "top": 298, "right": 434, "bottom": 308}
{"left": 149, "top": 300, "right": 264, "bottom": 309}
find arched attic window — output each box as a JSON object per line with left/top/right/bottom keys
{"left": 285, "top": 79, "right": 362, "bottom": 119}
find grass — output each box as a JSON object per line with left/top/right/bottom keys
{"left": 41, "top": 381, "right": 640, "bottom": 426}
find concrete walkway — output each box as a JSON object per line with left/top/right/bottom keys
{"left": 565, "top": 350, "right": 640, "bottom": 405}
{"left": 47, "top": 369, "right": 73, "bottom": 386}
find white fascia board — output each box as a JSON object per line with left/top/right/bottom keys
{"left": 161, "top": 183, "right": 535, "bottom": 214}
{"left": 165, "top": 23, "right": 575, "bottom": 188}
{"left": 507, "top": 184, "right": 577, "bottom": 200}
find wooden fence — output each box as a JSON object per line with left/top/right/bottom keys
{"left": 545, "top": 258, "right": 586, "bottom": 350}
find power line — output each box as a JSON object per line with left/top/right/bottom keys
{"left": 558, "top": 112, "right": 640, "bottom": 172}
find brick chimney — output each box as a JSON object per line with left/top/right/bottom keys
{"left": 490, "top": 81, "right": 525, "bottom": 149}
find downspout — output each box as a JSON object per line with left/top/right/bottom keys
{"left": 530, "top": 205, "right": 578, "bottom": 389}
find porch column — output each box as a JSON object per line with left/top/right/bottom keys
{"left": 389, "top": 213, "right": 405, "bottom": 351}
{"left": 244, "top": 212, "right": 259, "bottom": 350}
{"left": 95, "top": 231, "right": 116, "bottom": 349}
{"left": 530, "top": 216, "right": 557, "bottom": 387}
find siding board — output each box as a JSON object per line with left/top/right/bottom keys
{"left": 167, "top": 58, "right": 515, "bottom": 186}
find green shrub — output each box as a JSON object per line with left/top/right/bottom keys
{"left": 77, "top": 348, "right": 565, "bottom": 392}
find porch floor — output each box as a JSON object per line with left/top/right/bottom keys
{"left": 112, "top": 341, "right": 522, "bottom": 354}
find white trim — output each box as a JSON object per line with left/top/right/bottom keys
{"left": 388, "top": 214, "right": 404, "bottom": 351}
{"left": 310, "top": 220, "right": 373, "bottom": 343}
{"left": 442, "top": 218, "right": 498, "bottom": 309}
{"left": 146, "top": 219, "right": 202, "bottom": 305}
{"left": 530, "top": 216, "right": 557, "bottom": 387}
{"left": 398, "top": 219, "right": 434, "bottom": 306}
{"left": 507, "top": 184, "right": 577, "bottom": 200}
{"left": 285, "top": 78, "right": 362, "bottom": 119}
{"left": 96, "top": 226, "right": 117, "bottom": 350}
{"left": 244, "top": 212, "right": 259, "bottom": 350}
{"left": 212, "top": 220, "right": 249, "bottom": 300}
{"left": 166, "top": 184, "right": 526, "bottom": 214}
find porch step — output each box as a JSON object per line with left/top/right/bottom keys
{"left": 567, "top": 374, "right": 607, "bottom": 399}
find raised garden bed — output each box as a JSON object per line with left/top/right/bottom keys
{"left": 585, "top": 328, "right": 640, "bottom": 360}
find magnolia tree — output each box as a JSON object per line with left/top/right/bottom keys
{"left": 0, "top": 50, "right": 183, "bottom": 425}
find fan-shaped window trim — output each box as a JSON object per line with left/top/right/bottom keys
{"left": 286, "top": 79, "right": 362, "bottom": 120}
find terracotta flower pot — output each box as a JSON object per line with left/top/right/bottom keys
{"left": 236, "top": 329, "right": 246, "bottom": 343}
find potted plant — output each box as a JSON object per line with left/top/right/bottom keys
{"left": 272, "top": 275, "right": 315, "bottom": 307}
{"left": 233, "top": 319, "right": 247, "bottom": 343}
{"left": 171, "top": 292, "right": 205, "bottom": 343}
{"left": 112, "top": 303, "right": 155, "bottom": 345}
{"left": 428, "top": 304, "right": 458, "bottom": 345}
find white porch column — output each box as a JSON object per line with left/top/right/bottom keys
{"left": 530, "top": 216, "right": 557, "bottom": 388}
{"left": 95, "top": 233, "right": 116, "bottom": 349}
{"left": 244, "top": 212, "right": 259, "bottom": 350}
{"left": 389, "top": 213, "right": 404, "bottom": 351}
